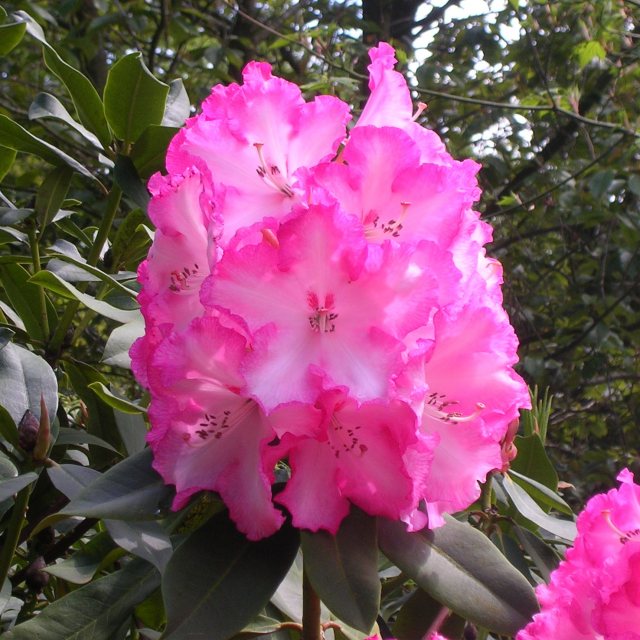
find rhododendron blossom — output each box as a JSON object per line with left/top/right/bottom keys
{"left": 132, "top": 42, "right": 530, "bottom": 540}
{"left": 517, "top": 468, "right": 640, "bottom": 640}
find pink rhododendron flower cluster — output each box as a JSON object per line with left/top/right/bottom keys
{"left": 517, "top": 468, "right": 640, "bottom": 640}
{"left": 131, "top": 43, "right": 530, "bottom": 540}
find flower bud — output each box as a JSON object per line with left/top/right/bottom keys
{"left": 25, "top": 556, "right": 50, "bottom": 593}
{"left": 18, "top": 410, "right": 39, "bottom": 452}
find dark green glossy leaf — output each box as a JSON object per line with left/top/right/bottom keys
{"left": 0, "top": 114, "right": 94, "bottom": 178}
{"left": 55, "top": 426, "right": 121, "bottom": 453}
{"left": 0, "top": 145, "right": 16, "bottom": 181}
{"left": 0, "top": 19, "right": 26, "bottom": 55}
{"left": 105, "top": 519, "right": 172, "bottom": 573}
{"left": 513, "top": 525, "right": 560, "bottom": 583}
{"left": 301, "top": 508, "right": 380, "bottom": 633}
{"left": 497, "top": 474, "right": 577, "bottom": 542}
{"left": 115, "top": 411, "right": 148, "bottom": 456}
{"left": 3, "top": 558, "right": 159, "bottom": 640}
{"left": 45, "top": 531, "right": 117, "bottom": 584}
{"left": 0, "top": 472, "right": 38, "bottom": 501}
{"left": 378, "top": 515, "right": 539, "bottom": 635}
{"left": 60, "top": 448, "right": 171, "bottom": 520}
{"left": 103, "top": 52, "right": 169, "bottom": 145}
{"left": 0, "top": 341, "right": 57, "bottom": 427}
{"left": 64, "top": 362, "right": 123, "bottom": 465}
{"left": 113, "top": 154, "right": 150, "bottom": 209}
{"left": 511, "top": 434, "right": 558, "bottom": 491}
{"left": 130, "top": 125, "right": 179, "bottom": 178}
{"left": 0, "top": 208, "right": 33, "bottom": 225}
{"left": 35, "top": 165, "right": 73, "bottom": 229}
{"left": 393, "top": 588, "right": 465, "bottom": 640}
{"left": 16, "top": 10, "right": 111, "bottom": 149}
{"left": 29, "top": 270, "right": 140, "bottom": 323}
{"left": 48, "top": 463, "right": 102, "bottom": 500}
{"left": 88, "top": 382, "right": 145, "bottom": 414}
{"left": 163, "top": 512, "right": 300, "bottom": 640}
{"left": 0, "top": 403, "right": 19, "bottom": 449}
{"left": 0, "top": 262, "right": 57, "bottom": 341}
{"left": 28, "top": 92, "right": 101, "bottom": 148}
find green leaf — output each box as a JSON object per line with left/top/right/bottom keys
{"left": 3, "top": 558, "right": 159, "bottom": 640}
{"left": 88, "top": 382, "right": 146, "bottom": 414}
{"left": 113, "top": 154, "right": 150, "bottom": 209}
{"left": 60, "top": 448, "right": 172, "bottom": 521}
{"left": 28, "top": 92, "right": 101, "bottom": 148}
{"left": 512, "top": 525, "right": 560, "bottom": 583}
{"left": 16, "top": 10, "right": 111, "bottom": 149}
{"left": 103, "top": 319, "right": 144, "bottom": 368}
{"left": 0, "top": 19, "right": 26, "bottom": 55}
{"left": 0, "top": 341, "right": 57, "bottom": 427}
{"left": 0, "top": 262, "right": 57, "bottom": 342}
{"left": 393, "top": 589, "right": 465, "bottom": 640}
{"left": 496, "top": 474, "right": 577, "bottom": 541}
{"left": 162, "top": 79, "right": 190, "bottom": 127}
{"left": 574, "top": 40, "right": 606, "bottom": 69}
{"left": 509, "top": 469, "right": 573, "bottom": 515}
{"left": 48, "top": 463, "right": 101, "bottom": 500}
{"left": 0, "top": 146, "right": 17, "bottom": 181}
{"left": 378, "top": 515, "right": 539, "bottom": 635}
{"left": 105, "top": 519, "right": 172, "bottom": 573}
{"left": 510, "top": 434, "right": 558, "bottom": 491}
{"left": 64, "top": 362, "right": 123, "bottom": 464}
{"left": 163, "top": 513, "right": 300, "bottom": 640}
{"left": 130, "top": 125, "right": 179, "bottom": 178}
{"left": 301, "top": 508, "right": 380, "bottom": 633}
{"left": 103, "top": 52, "right": 169, "bottom": 145}
{"left": 29, "top": 270, "right": 140, "bottom": 323}
{"left": 55, "top": 426, "right": 121, "bottom": 454}
{"left": 0, "top": 114, "right": 94, "bottom": 179}
{"left": 45, "top": 531, "right": 118, "bottom": 584}
{"left": 0, "top": 208, "right": 34, "bottom": 225}
{"left": 0, "top": 472, "right": 38, "bottom": 501}
{"left": 35, "top": 165, "right": 73, "bottom": 229}
{"left": 115, "top": 411, "right": 148, "bottom": 456}
{"left": 0, "top": 403, "right": 20, "bottom": 449}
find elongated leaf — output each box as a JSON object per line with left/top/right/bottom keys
{"left": 48, "top": 463, "right": 102, "bottom": 500}
{"left": 105, "top": 519, "right": 172, "bottom": 573}
{"left": 16, "top": 10, "right": 111, "bottom": 149}
{"left": 0, "top": 19, "right": 26, "bottom": 55}
{"left": 28, "top": 92, "right": 101, "bottom": 148}
{"left": 0, "top": 403, "right": 20, "bottom": 448}
{"left": 0, "top": 472, "right": 38, "bottom": 501}
{"left": 45, "top": 531, "right": 117, "bottom": 584}
{"left": 103, "top": 319, "right": 144, "bottom": 368}
{"left": 163, "top": 513, "right": 300, "bottom": 640}
{"left": 497, "top": 474, "right": 577, "bottom": 542}
{"left": 3, "top": 558, "right": 159, "bottom": 640}
{"left": 0, "top": 341, "right": 57, "bottom": 426}
{"left": 162, "top": 79, "right": 190, "bottom": 127}
{"left": 511, "top": 434, "right": 558, "bottom": 491}
{"left": 64, "top": 362, "right": 123, "bottom": 464}
{"left": 89, "top": 382, "right": 145, "bottom": 414}
{"left": 0, "top": 262, "right": 57, "bottom": 342}
{"left": 60, "top": 448, "right": 171, "bottom": 520}
{"left": 103, "top": 52, "right": 169, "bottom": 145}
{"left": 393, "top": 589, "right": 465, "bottom": 640}
{"left": 301, "top": 508, "right": 380, "bottom": 633}
{"left": 29, "top": 270, "right": 140, "bottom": 323}
{"left": 55, "top": 426, "right": 121, "bottom": 453}
{"left": 513, "top": 525, "right": 560, "bottom": 583}
{"left": 0, "top": 114, "right": 94, "bottom": 178}
{"left": 378, "top": 515, "right": 539, "bottom": 635}
{"left": 35, "top": 165, "right": 73, "bottom": 229}
{"left": 509, "top": 469, "right": 573, "bottom": 516}
{"left": 0, "top": 208, "right": 33, "bottom": 225}
{"left": 130, "top": 125, "right": 179, "bottom": 178}
{"left": 0, "top": 146, "right": 16, "bottom": 181}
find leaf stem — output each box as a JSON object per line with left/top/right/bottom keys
{"left": 28, "top": 224, "right": 49, "bottom": 341}
{"left": 48, "top": 185, "right": 123, "bottom": 355}
{"left": 0, "top": 484, "right": 33, "bottom": 588}
{"left": 302, "top": 566, "right": 322, "bottom": 640}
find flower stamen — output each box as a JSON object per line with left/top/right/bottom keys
{"left": 254, "top": 143, "right": 294, "bottom": 197}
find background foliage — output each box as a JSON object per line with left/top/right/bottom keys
{"left": 0, "top": 0, "right": 638, "bottom": 638}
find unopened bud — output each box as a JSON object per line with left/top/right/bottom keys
{"left": 18, "top": 410, "right": 39, "bottom": 452}
{"left": 463, "top": 623, "right": 477, "bottom": 640}
{"left": 25, "top": 556, "right": 50, "bottom": 593}
{"left": 32, "top": 395, "right": 51, "bottom": 464}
